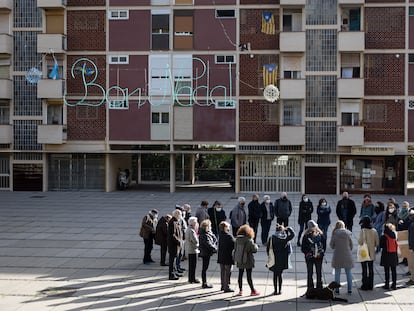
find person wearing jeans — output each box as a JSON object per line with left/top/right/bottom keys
{"left": 330, "top": 220, "right": 354, "bottom": 294}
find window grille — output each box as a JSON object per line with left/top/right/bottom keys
{"left": 14, "top": 0, "right": 42, "bottom": 28}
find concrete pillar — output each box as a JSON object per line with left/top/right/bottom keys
{"left": 190, "top": 154, "right": 195, "bottom": 184}
{"left": 235, "top": 154, "right": 240, "bottom": 193}
{"left": 170, "top": 153, "right": 176, "bottom": 193}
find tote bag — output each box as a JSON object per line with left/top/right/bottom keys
{"left": 357, "top": 230, "right": 372, "bottom": 262}
{"left": 266, "top": 237, "right": 275, "bottom": 268}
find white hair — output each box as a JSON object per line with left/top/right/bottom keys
{"left": 238, "top": 196, "right": 246, "bottom": 203}
{"left": 188, "top": 216, "right": 198, "bottom": 226}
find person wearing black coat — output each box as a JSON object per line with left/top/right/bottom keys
{"left": 155, "top": 214, "right": 172, "bottom": 266}
{"left": 208, "top": 201, "right": 227, "bottom": 236}
{"left": 336, "top": 192, "right": 357, "bottom": 232}
{"left": 380, "top": 223, "right": 399, "bottom": 290}
{"left": 267, "top": 224, "right": 295, "bottom": 295}
{"left": 167, "top": 209, "right": 183, "bottom": 280}
{"left": 248, "top": 194, "right": 262, "bottom": 243}
{"left": 297, "top": 194, "right": 314, "bottom": 246}
{"left": 260, "top": 195, "right": 275, "bottom": 245}
{"left": 199, "top": 219, "right": 218, "bottom": 288}
{"left": 217, "top": 221, "right": 235, "bottom": 292}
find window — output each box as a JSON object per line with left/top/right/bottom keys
{"left": 365, "top": 104, "right": 386, "bottom": 123}
{"left": 152, "top": 11, "right": 170, "bottom": 50}
{"left": 282, "top": 55, "right": 302, "bottom": 79}
{"left": 47, "top": 105, "right": 62, "bottom": 125}
{"left": 409, "top": 54, "right": 414, "bottom": 63}
{"left": 174, "top": 12, "right": 193, "bottom": 50}
{"left": 0, "top": 101, "right": 9, "bottom": 124}
{"left": 410, "top": 7, "right": 414, "bottom": 16}
{"left": 216, "top": 10, "right": 235, "bottom": 18}
{"left": 341, "top": 8, "right": 361, "bottom": 31}
{"left": 108, "top": 10, "right": 129, "bottom": 20}
{"left": 152, "top": 112, "right": 169, "bottom": 124}
{"left": 340, "top": 100, "right": 360, "bottom": 126}
{"left": 341, "top": 53, "right": 360, "bottom": 78}
{"left": 215, "top": 55, "right": 235, "bottom": 64}
{"left": 283, "top": 100, "right": 301, "bottom": 126}
{"left": 109, "top": 55, "right": 129, "bottom": 64}
{"left": 215, "top": 100, "right": 235, "bottom": 109}
{"left": 173, "top": 54, "right": 192, "bottom": 96}
{"left": 283, "top": 9, "right": 302, "bottom": 31}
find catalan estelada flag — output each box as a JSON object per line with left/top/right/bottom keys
{"left": 263, "top": 64, "right": 278, "bottom": 86}
{"left": 261, "top": 12, "right": 275, "bottom": 35}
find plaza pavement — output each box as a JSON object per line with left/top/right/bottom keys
{"left": 0, "top": 188, "right": 413, "bottom": 311}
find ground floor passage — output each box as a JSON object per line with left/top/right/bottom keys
{"left": 0, "top": 153, "right": 406, "bottom": 194}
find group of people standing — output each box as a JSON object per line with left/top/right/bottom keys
{"left": 139, "top": 192, "right": 414, "bottom": 296}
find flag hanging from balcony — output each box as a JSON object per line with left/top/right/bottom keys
{"left": 263, "top": 64, "right": 278, "bottom": 86}
{"left": 48, "top": 56, "right": 59, "bottom": 80}
{"left": 261, "top": 12, "right": 275, "bottom": 35}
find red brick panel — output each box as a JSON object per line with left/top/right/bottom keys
{"left": 409, "top": 64, "right": 414, "bottom": 96}
{"left": 109, "top": 105, "right": 151, "bottom": 141}
{"left": 109, "top": 10, "right": 150, "bottom": 51}
{"left": 409, "top": 17, "right": 414, "bottom": 49}
{"left": 193, "top": 105, "right": 236, "bottom": 141}
{"left": 240, "top": 9, "right": 279, "bottom": 51}
{"left": 67, "top": 0, "right": 105, "bottom": 6}
{"left": 239, "top": 100, "right": 279, "bottom": 142}
{"left": 240, "top": 0, "right": 279, "bottom": 4}
{"left": 408, "top": 110, "right": 414, "bottom": 142}
{"left": 364, "top": 54, "right": 404, "bottom": 96}
{"left": 365, "top": 7, "right": 405, "bottom": 49}
{"left": 67, "top": 104, "right": 106, "bottom": 141}
{"left": 363, "top": 100, "right": 404, "bottom": 142}
{"left": 66, "top": 55, "right": 107, "bottom": 97}
{"left": 67, "top": 11, "right": 106, "bottom": 51}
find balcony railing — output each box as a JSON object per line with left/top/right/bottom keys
{"left": 37, "top": 124, "right": 67, "bottom": 144}
{"left": 37, "top": 34, "right": 67, "bottom": 54}
{"left": 0, "top": 0, "right": 13, "bottom": 11}
{"left": 37, "top": 79, "right": 65, "bottom": 99}
{"left": 36, "top": 0, "right": 66, "bottom": 8}
{"left": 0, "top": 124, "right": 12, "bottom": 144}
{"left": 0, "top": 79, "right": 12, "bottom": 99}
{"left": 279, "top": 126, "right": 305, "bottom": 146}
{"left": 337, "top": 125, "right": 364, "bottom": 146}
{"left": 280, "top": 32, "right": 306, "bottom": 52}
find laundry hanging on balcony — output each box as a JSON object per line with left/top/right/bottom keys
{"left": 261, "top": 12, "right": 275, "bottom": 35}
{"left": 48, "top": 54, "right": 59, "bottom": 80}
{"left": 263, "top": 64, "right": 278, "bottom": 86}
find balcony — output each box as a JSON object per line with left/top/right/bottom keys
{"left": 36, "top": 0, "right": 66, "bottom": 8}
{"left": 280, "top": 32, "right": 306, "bottom": 52}
{"left": 0, "top": 34, "right": 12, "bottom": 54}
{"left": 279, "top": 79, "right": 305, "bottom": 99}
{"left": 338, "top": 78, "right": 364, "bottom": 98}
{"left": 37, "top": 124, "right": 67, "bottom": 144}
{"left": 338, "top": 31, "right": 364, "bottom": 51}
{"left": 0, "top": 79, "right": 12, "bottom": 99}
{"left": 37, "top": 79, "right": 65, "bottom": 99}
{"left": 37, "top": 34, "right": 66, "bottom": 54}
{"left": 337, "top": 126, "right": 364, "bottom": 146}
{"left": 0, "top": 0, "right": 12, "bottom": 11}
{"left": 279, "top": 126, "right": 305, "bottom": 145}
{"left": 0, "top": 124, "right": 12, "bottom": 144}
{"left": 280, "top": 0, "right": 305, "bottom": 4}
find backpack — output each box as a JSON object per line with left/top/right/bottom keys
{"left": 384, "top": 233, "right": 398, "bottom": 253}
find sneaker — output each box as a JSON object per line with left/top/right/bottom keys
{"left": 250, "top": 290, "right": 260, "bottom": 296}
{"left": 236, "top": 291, "right": 243, "bottom": 296}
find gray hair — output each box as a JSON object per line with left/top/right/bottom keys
{"left": 188, "top": 216, "right": 198, "bottom": 226}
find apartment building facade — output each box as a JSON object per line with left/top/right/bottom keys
{"left": 0, "top": 0, "right": 413, "bottom": 194}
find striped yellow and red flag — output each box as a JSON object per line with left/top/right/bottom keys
{"left": 263, "top": 64, "right": 278, "bottom": 86}
{"left": 261, "top": 12, "right": 275, "bottom": 35}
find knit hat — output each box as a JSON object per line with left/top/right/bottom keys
{"left": 238, "top": 196, "right": 246, "bottom": 203}
{"left": 307, "top": 220, "right": 318, "bottom": 229}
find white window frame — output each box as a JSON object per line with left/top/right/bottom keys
{"left": 151, "top": 112, "right": 170, "bottom": 124}
{"left": 108, "top": 10, "right": 129, "bottom": 20}
{"left": 215, "top": 55, "right": 236, "bottom": 64}
{"left": 215, "top": 100, "right": 235, "bottom": 109}
{"left": 108, "top": 55, "right": 129, "bottom": 64}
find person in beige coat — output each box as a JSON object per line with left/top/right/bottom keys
{"left": 358, "top": 216, "right": 379, "bottom": 290}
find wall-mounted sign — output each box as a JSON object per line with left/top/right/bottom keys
{"left": 351, "top": 146, "right": 394, "bottom": 155}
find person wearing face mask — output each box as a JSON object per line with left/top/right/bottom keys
{"left": 398, "top": 201, "right": 410, "bottom": 231}
{"left": 230, "top": 197, "right": 247, "bottom": 237}
{"left": 385, "top": 202, "right": 398, "bottom": 227}
{"left": 139, "top": 209, "right": 159, "bottom": 265}
{"left": 316, "top": 198, "right": 331, "bottom": 250}
{"left": 274, "top": 192, "right": 293, "bottom": 227}
{"left": 297, "top": 194, "right": 314, "bottom": 247}
{"left": 336, "top": 191, "right": 357, "bottom": 232}
{"left": 260, "top": 195, "right": 275, "bottom": 245}
{"left": 208, "top": 201, "right": 227, "bottom": 237}
{"left": 372, "top": 201, "right": 386, "bottom": 253}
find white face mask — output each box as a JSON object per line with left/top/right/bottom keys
{"left": 216, "top": 207, "right": 222, "bottom": 212}
{"left": 265, "top": 200, "right": 270, "bottom": 204}
{"left": 304, "top": 198, "right": 308, "bottom": 202}
{"left": 389, "top": 208, "right": 395, "bottom": 213}
{"left": 321, "top": 202, "right": 327, "bottom": 207}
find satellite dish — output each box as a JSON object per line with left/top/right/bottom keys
{"left": 263, "top": 84, "right": 280, "bottom": 103}
{"left": 25, "top": 67, "right": 42, "bottom": 84}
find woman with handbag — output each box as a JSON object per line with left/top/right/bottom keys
{"left": 330, "top": 220, "right": 353, "bottom": 294}
{"left": 358, "top": 216, "right": 379, "bottom": 290}
{"left": 266, "top": 224, "right": 295, "bottom": 295}
{"left": 380, "top": 223, "right": 399, "bottom": 290}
